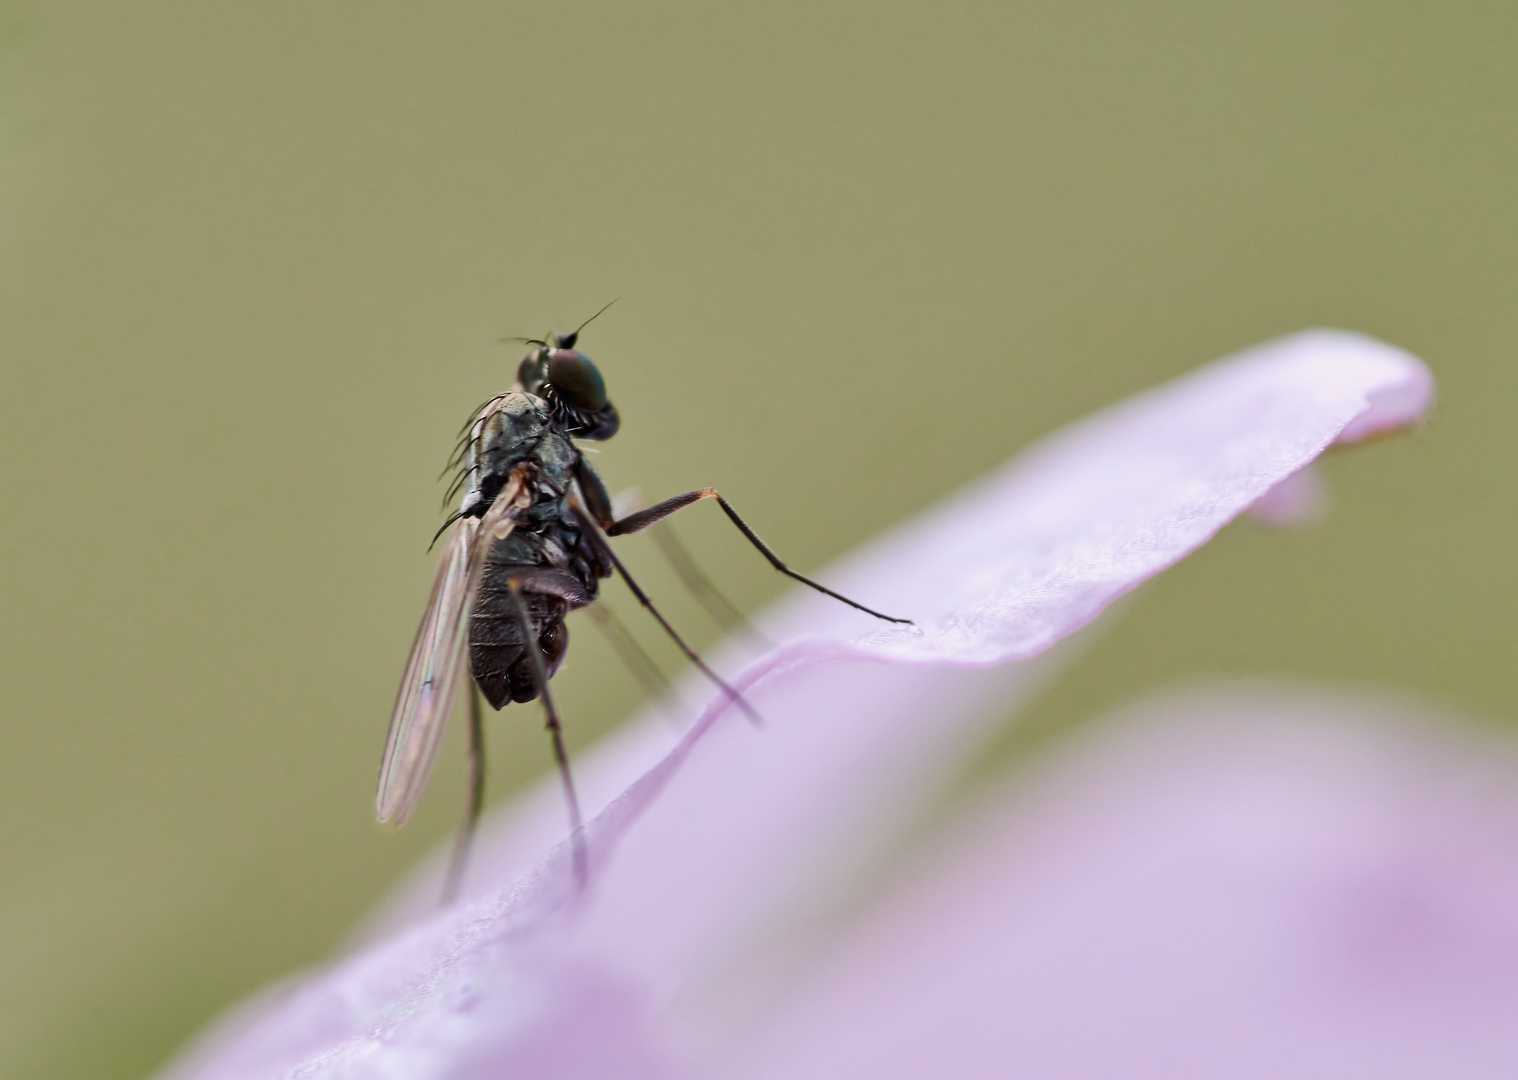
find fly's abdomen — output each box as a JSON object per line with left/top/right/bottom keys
{"left": 468, "top": 582, "right": 569, "bottom": 709}
{"left": 468, "top": 530, "right": 584, "bottom": 710}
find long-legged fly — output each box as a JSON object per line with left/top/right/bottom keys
{"left": 376, "top": 313, "right": 910, "bottom": 900}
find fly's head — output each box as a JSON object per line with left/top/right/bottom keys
{"left": 514, "top": 328, "right": 620, "bottom": 441}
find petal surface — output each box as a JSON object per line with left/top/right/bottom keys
{"left": 162, "top": 331, "right": 1434, "bottom": 1079}
{"left": 717, "top": 685, "right": 1518, "bottom": 1080}
{"left": 574, "top": 329, "right": 1434, "bottom": 1018}
{"left": 757, "top": 328, "right": 1432, "bottom": 667}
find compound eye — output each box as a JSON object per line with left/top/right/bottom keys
{"left": 546, "top": 349, "right": 608, "bottom": 411}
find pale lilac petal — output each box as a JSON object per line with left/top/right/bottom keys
{"left": 163, "top": 331, "right": 1433, "bottom": 1078}
{"left": 717, "top": 685, "right": 1518, "bottom": 1080}
{"left": 373, "top": 330, "right": 1430, "bottom": 948}
{"left": 160, "top": 897, "right": 685, "bottom": 1079}
{"left": 1249, "top": 463, "right": 1327, "bottom": 526}
{"left": 574, "top": 330, "right": 1433, "bottom": 1012}
{"left": 761, "top": 328, "right": 1431, "bottom": 668}
{"left": 448, "top": 329, "right": 1430, "bottom": 932}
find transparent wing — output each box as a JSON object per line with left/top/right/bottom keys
{"left": 376, "top": 516, "right": 477, "bottom": 824}
{"left": 377, "top": 473, "right": 529, "bottom": 824}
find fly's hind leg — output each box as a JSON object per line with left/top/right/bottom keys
{"left": 505, "top": 575, "right": 588, "bottom": 889}
{"left": 606, "top": 489, "right": 912, "bottom": 625}
{"left": 441, "top": 684, "right": 487, "bottom": 905}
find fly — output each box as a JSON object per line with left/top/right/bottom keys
{"left": 376, "top": 311, "right": 911, "bottom": 900}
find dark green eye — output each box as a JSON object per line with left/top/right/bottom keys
{"left": 546, "top": 349, "right": 608, "bottom": 410}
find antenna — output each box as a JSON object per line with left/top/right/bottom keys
{"left": 557, "top": 297, "right": 620, "bottom": 349}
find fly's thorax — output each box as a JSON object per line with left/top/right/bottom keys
{"left": 532, "top": 430, "right": 578, "bottom": 486}
{"left": 459, "top": 390, "right": 557, "bottom": 518}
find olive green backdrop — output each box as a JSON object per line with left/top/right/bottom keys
{"left": 2, "top": 2, "right": 1514, "bottom": 1076}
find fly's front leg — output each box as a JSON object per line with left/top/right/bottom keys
{"left": 649, "top": 520, "right": 764, "bottom": 643}
{"left": 605, "top": 484, "right": 763, "bottom": 644}
{"left": 570, "top": 503, "right": 764, "bottom": 727}
{"left": 606, "top": 488, "right": 913, "bottom": 625}
{"left": 572, "top": 455, "right": 616, "bottom": 530}
{"left": 575, "top": 458, "right": 758, "bottom": 636}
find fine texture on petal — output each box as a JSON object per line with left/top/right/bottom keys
{"left": 159, "top": 903, "right": 687, "bottom": 1079}
{"left": 163, "top": 331, "right": 1433, "bottom": 1079}
{"left": 717, "top": 685, "right": 1518, "bottom": 1080}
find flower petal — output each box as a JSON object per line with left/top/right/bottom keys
{"left": 758, "top": 328, "right": 1431, "bottom": 667}
{"left": 570, "top": 329, "right": 1433, "bottom": 1010}
{"left": 715, "top": 684, "right": 1518, "bottom": 1080}
{"left": 1249, "top": 462, "right": 1327, "bottom": 526}
{"left": 163, "top": 331, "right": 1433, "bottom": 1078}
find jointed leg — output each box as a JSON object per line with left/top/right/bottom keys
{"left": 584, "top": 601, "right": 683, "bottom": 719}
{"left": 506, "top": 578, "right": 588, "bottom": 889}
{"left": 442, "top": 684, "right": 487, "bottom": 905}
{"left": 608, "top": 489, "right": 912, "bottom": 624}
{"left": 603, "top": 483, "right": 762, "bottom": 643}
{"left": 574, "top": 505, "right": 763, "bottom": 727}
{"left": 651, "top": 522, "right": 768, "bottom": 645}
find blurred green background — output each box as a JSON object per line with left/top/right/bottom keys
{"left": 1, "top": 1, "right": 1513, "bottom": 1075}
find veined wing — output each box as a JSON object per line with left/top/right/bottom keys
{"left": 376, "top": 515, "right": 476, "bottom": 824}
{"left": 376, "top": 472, "right": 528, "bottom": 825}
